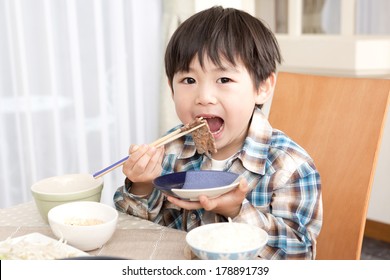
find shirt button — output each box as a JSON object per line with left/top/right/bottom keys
{"left": 190, "top": 213, "right": 197, "bottom": 220}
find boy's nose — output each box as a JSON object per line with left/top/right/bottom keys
{"left": 195, "top": 88, "right": 217, "bottom": 105}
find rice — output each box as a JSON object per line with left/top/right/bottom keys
{"left": 190, "top": 223, "right": 261, "bottom": 252}
{"left": 64, "top": 218, "right": 104, "bottom": 226}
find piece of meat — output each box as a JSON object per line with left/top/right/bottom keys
{"left": 182, "top": 118, "right": 217, "bottom": 156}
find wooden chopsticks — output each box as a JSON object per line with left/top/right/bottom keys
{"left": 92, "top": 122, "right": 206, "bottom": 179}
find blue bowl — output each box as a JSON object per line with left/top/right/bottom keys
{"left": 153, "top": 171, "right": 239, "bottom": 200}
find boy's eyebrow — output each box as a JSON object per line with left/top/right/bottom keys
{"left": 211, "top": 65, "right": 240, "bottom": 73}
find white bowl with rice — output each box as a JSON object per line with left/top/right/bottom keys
{"left": 48, "top": 201, "right": 118, "bottom": 251}
{"left": 186, "top": 222, "right": 268, "bottom": 260}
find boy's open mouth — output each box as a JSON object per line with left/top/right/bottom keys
{"left": 205, "top": 117, "right": 224, "bottom": 135}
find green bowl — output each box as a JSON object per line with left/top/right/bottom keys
{"left": 31, "top": 174, "right": 103, "bottom": 223}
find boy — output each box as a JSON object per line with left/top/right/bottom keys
{"left": 114, "top": 6, "right": 322, "bottom": 260}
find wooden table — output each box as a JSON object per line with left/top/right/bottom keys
{"left": 0, "top": 201, "right": 189, "bottom": 260}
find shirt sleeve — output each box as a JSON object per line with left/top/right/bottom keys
{"left": 113, "top": 178, "right": 165, "bottom": 221}
{"left": 232, "top": 161, "right": 322, "bottom": 260}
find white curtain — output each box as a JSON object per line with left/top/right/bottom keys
{"left": 0, "top": 0, "right": 162, "bottom": 208}
{"left": 355, "top": 0, "right": 390, "bottom": 34}
{"left": 322, "top": 0, "right": 390, "bottom": 35}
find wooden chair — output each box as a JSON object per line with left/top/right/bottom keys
{"left": 268, "top": 72, "right": 390, "bottom": 260}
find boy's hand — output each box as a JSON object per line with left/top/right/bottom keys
{"left": 167, "top": 177, "right": 249, "bottom": 219}
{"left": 122, "top": 144, "right": 164, "bottom": 192}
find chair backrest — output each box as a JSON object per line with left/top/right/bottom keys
{"left": 268, "top": 72, "right": 390, "bottom": 260}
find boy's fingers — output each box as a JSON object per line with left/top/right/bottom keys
{"left": 237, "top": 178, "right": 249, "bottom": 196}
{"left": 129, "top": 144, "right": 139, "bottom": 154}
{"left": 199, "top": 196, "right": 216, "bottom": 211}
{"left": 167, "top": 196, "right": 202, "bottom": 210}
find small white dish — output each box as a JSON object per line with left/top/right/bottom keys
{"left": 0, "top": 232, "right": 88, "bottom": 260}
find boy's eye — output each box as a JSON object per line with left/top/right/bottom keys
{"left": 217, "top": 77, "right": 231, "bottom": 84}
{"left": 182, "top": 77, "right": 196, "bottom": 84}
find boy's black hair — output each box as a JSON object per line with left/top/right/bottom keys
{"left": 165, "top": 6, "right": 282, "bottom": 89}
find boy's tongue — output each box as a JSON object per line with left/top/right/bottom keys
{"left": 206, "top": 117, "right": 224, "bottom": 133}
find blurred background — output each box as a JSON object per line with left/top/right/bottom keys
{"left": 1, "top": 0, "right": 389, "bottom": 246}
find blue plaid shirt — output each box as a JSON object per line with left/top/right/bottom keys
{"left": 114, "top": 107, "right": 322, "bottom": 259}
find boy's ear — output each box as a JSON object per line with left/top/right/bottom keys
{"left": 255, "top": 72, "right": 277, "bottom": 105}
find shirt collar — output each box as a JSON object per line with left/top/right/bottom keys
{"left": 169, "top": 107, "right": 273, "bottom": 175}
{"left": 239, "top": 107, "right": 273, "bottom": 175}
